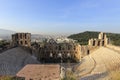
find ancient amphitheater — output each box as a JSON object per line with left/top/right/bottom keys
{"left": 74, "top": 45, "right": 120, "bottom": 80}
{"left": 0, "top": 47, "right": 39, "bottom": 75}
{"left": 0, "top": 45, "right": 120, "bottom": 80}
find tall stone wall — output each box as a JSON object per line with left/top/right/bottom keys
{"left": 31, "top": 41, "right": 81, "bottom": 63}
{"left": 12, "top": 33, "right": 31, "bottom": 47}
{"left": 88, "top": 32, "right": 109, "bottom": 47}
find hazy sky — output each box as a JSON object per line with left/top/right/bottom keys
{"left": 0, "top": 0, "right": 120, "bottom": 34}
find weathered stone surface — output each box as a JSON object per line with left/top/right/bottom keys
{"left": 75, "top": 47, "right": 120, "bottom": 80}
{"left": 0, "top": 47, "right": 39, "bottom": 75}
{"left": 88, "top": 32, "right": 109, "bottom": 46}
{"left": 12, "top": 33, "right": 31, "bottom": 47}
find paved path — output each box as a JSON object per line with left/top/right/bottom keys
{"left": 75, "top": 47, "right": 120, "bottom": 80}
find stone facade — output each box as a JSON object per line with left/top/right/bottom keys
{"left": 81, "top": 45, "right": 99, "bottom": 57}
{"left": 88, "top": 32, "right": 108, "bottom": 46}
{"left": 12, "top": 33, "right": 31, "bottom": 47}
{"left": 37, "top": 39, "right": 81, "bottom": 62}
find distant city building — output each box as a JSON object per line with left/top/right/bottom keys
{"left": 17, "top": 64, "right": 60, "bottom": 80}
{"left": 56, "top": 38, "right": 77, "bottom": 43}
{"left": 88, "top": 32, "right": 109, "bottom": 46}
{"left": 37, "top": 38, "right": 81, "bottom": 62}
{"left": 12, "top": 33, "right": 31, "bottom": 47}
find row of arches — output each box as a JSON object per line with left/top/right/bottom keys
{"left": 93, "top": 40, "right": 105, "bottom": 46}
{"left": 44, "top": 45, "right": 77, "bottom": 51}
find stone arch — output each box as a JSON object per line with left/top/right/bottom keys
{"left": 102, "top": 41, "right": 104, "bottom": 46}
{"left": 87, "top": 49, "right": 90, "bottom": 55}
{"left": 20, "top": 41, "right": 23, "bottom": 45}
{"left": 93, "top": 40, "right": 96, "bottom": 46}
{"left": 98, "top": 41, "right": 100, "bottom": 46}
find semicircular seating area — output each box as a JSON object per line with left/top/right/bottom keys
{"left": 0, "top": 47, "right": 39, "bottom": 76}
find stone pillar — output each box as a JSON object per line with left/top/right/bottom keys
{"left": 74, "top": 44, "right": 81, "bottom": 62}
{"left": 100, "top": 40, "right": 103, "bottom": 46}
{"left": 104, "top": 38, "right": 108, "bottom": 46}
{"left": 95, "top": 39, "right": 98, "bottom": 46}
{"left": 88, "top": 39, "right": 93, "bottom": 46}
{"left": 98, "top": 32, "right": 102, "bottom": 39}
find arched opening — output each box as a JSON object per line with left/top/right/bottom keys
{"left": 87, "top": 50, "right": 90, "bottom": 55}
{"left": 93, "top": 40, "right": 95, "bottom": 46}
{"left": 98, "top": 41, "right": 100, "bottom": 46}
{"left": 57, "top": 53, "right": 62, "bottom": 63}
{"left": 20, "top": 41, "right": 23, "bottom": 45}
{"left": 20, "top": 34, "right": 22, "bottom": 39}
{"left": 102, "top": 41, "right": 104, "bottom": 46}
{"left": 59, "top": 46, "right": 61, "bottom": 50}
{"left": 25, "top": 41, "right": 27, "bottom": 44}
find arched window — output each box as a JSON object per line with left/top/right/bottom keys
{"left": 50, "top": 53, "right": 53, "bottom": 57}
{"left": 58, "top": 53, "right": 62, "bottom": 58}
{"left": 98, "top": 41, "right": 100, "bottom": 46}
{"left": 20, "top": 34, "right": 22, "bottom": 39}
{"left": 25, "top": 34, "right": 27, "bottom": 39}
{"left": 93, "top": 40, "right": 96, "bottom": 46}
{"left": 25, "top": 41, "right": 27, "bottom": 44}
{"left": 67, "top": 53, "right": 71, "bottom": 58}
{"left": 68, "top": 45, "right": 71, "bottom": 50}
{"left": 102, "top": 41, "right": 104, "bottom": 46}
{"left": 20, "top": 41, "right": 23, "bottom": 45}
{"left": 59, "top": 46, "right": 61, "bottom": 50}
{"left": 74, "top": 46, "right": 76, "bottom": 50}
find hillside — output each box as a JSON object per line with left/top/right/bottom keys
{"left": 0, "top": 29, "right": 15, "bottom": 35}
{"left": 0, "top": 29, "right": 16, "bottom": 40}
{"left": 68, "top": 31, "right": 120, "bottom": 46}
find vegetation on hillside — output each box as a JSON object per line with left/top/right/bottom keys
{"left": 0, "top": 76, "right": 24, "bottom": 80}
{"left": 0, "top": 40, "right": 10, "bottom": 47}
{"left": 61, "top": 70, "right": 76, "bottom": 80}
{"left": 107, "top": 33, "right": 120, "bottom": 46}
{"left": 68, "top": 31, "right": 120, "bottom": 46}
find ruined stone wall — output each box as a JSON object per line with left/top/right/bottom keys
{"left": 88, "top": 32, "right": 108, "bottom": 47}
{"left": 37, "top": 42, "right": 81, "bottom": 62}
{"left": 81, "top": 45, "right": 99, "bottom": 58}
{"left": 12, "top": 33, "right": 31, "bottom": 47}
{"left": 84, "top": 32, "right": 110, "bottom": 57}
